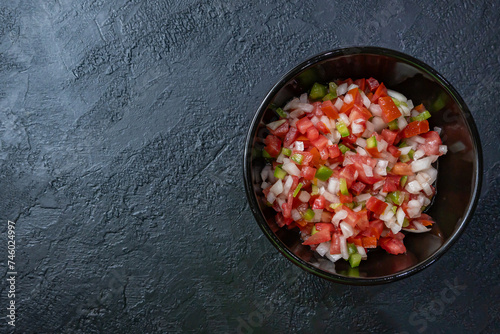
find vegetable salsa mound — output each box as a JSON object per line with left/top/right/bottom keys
{"left": 260, "top": 78, "right": 447, "bottom": 268}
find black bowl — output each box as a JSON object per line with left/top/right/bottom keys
{"left": 243, "top": 47, "right": 482, "bottom": 285}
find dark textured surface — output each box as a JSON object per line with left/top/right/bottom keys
{"left": 0, "top": 0, "right": 498, "bottom": 333}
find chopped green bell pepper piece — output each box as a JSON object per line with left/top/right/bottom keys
{"left": 347, "top": 243, "right": 358, "bottom": 256}
{"left": 311, "top": 185, "right": 319, "bottom": 196}
{"left": 330, "top": 203, "right": 342, "bottom": 210}
{"left": 349, "top": 253, "right": 362, "bottom": 268}
{"left": 402, "top": 218, "right": 410, "bottom": 227}
{"left": 391, "top": 97, "right": 401, "bottom": 106}
{"left": 336, "top": 120, "right": 350, "bottom": 137}
{"left": 339, "top": 178, "right": 349, "bottom": 195}
{"left": 347, "top": 266, "right": 360, "bottom": 276}
{"left": 339, "top": 143, "right": 350, "bottom": 154}
{"left": 322, "top": 92, "right": 336, "bottom": 101}
{"left": 411, "top": 110, "right": 431, "bottom": 122}
{"left": 344, "top": 202, "right": 354, "bottom": 209}
{"left": 366, "top": 135, "right": 377, "bottom": 148}
{"left": 408, "top": 149, "right": 415, "bottom": 160}
{"left": 398, "top": 141, "right": 407, "bottom": 148}
{"left": 329, "top": 82, "right": 338, "bottom": 95}
{"left": 392, "top": 206, "right": 397, "bottom": 214}
{"left": 315, "top": 165, "right": 333, "bottom": 181}
{"left": 401, "top": 101, "right": 408, "bottom": 107}
{"left": 274, "top": 166, "right": 287, "bottom": 180}
{"left": 281, "top": 147, "right": 292, "bottom": 156}
{"left": 400, "top": 154, "right": 410, "bottom": 163}
{"left": 291, "top": 153, "right": 304, "bottom": 165}
{"left": 303, "top": 208, "right": 315, "bottom": 221}
{"left": 293, "top": 183, "right": 303, "bottom": 197}
{"left": 309, "top": 82, "right": 327, "bottom": 100}
{"left": 388, "top": 119, "right": 399, "bottom": 130}
{"left": 400, "top": 175, "right": 408, "bottom": 188}
{"left": 387, "top": 191, "right": 402, "bottom": 205}
{"left": 262, "top": 149, "right": 272, "bottom": 158}
{"left": 311, "top": 225, "right": 318, "bottom": 235}
{"left": 275, "top": 107, "right": 287, "bottom": 119}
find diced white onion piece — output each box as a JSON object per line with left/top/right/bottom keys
{"left": 389, "top": 217, "right": 401, "bottom": 234}
{"left": 377, "top": 139, "right": 388, "bottom": 153}
{"left": 282, "top": 176, "right": 293, "bottom": 195}
{"left": 353, "top": 205, "right": 362, "bottom": 212}
{"left": 406, "top": 99, "right": 414, "bottom": 110}
{"left": 362, "top": 164, "right": 374, "bottom": 177}
{"left": 398, "top": 116, "right": 408, "bottom": 130}
{"left": 414, "top": 149, "right": 425, "bottom": 160}
{"left": 399, "top": 146, "right": 412, "bottom": 155}
{"left": 266, "top": 119, "right": 286, "bottom": 131}
{"left": 404, "top": 221, "right": 431, "bottom": 233}
{"left": 270, "top": 179, "right": 284, "bottom": 196}
{"left": 400, "top": 105, "right": 410, "bottom": 116}
{"left": 380, "top": 204, "right": 395, "bottom": 221}
{"left": 276, "top": 153, "right": 285, "bottom": 163}
{"left": 355, "top": 193, "right": 372, "bottom": 202}
{"left": 406, "top": 180, "right": 422, "bottom": 194}
{"left": 411, "top": 157, "right": 433, "bottom": 172}
{"left": 297, "top": 103, "right": 314, "bottom": 113}
{"left": 282, "top": 162, "right": 301, "bottom": 176}
{"left": 340, "top": 236, "right": 349, "bottom": 260}
{"left": 326, "top": 253, "right": 342, "bottom": 263}
{"left": 316, "top": 242, "right": 330, "bottom": 257}
{"left": 396, "top": 207, "right": 405, "bottom": 226}
{"left": 328, "top": 178, "right": 340, "bottom": 194}
{"left": 365, "top": 121, "right": 375, "bottom": 135}
{"left": 294, "top": 141, "right": 304, "bottom": 151}
{"left": 373, "top": 179, "right": 385, "bottom": 190}
{"left": 362, "top": 93, "right": 371, "bottom": 108}
{"left": 299, "top": 93, "right": 308, "bottom": 103}
{"left": 284, "top": 98, "right": 299, "bottom": 110}
{"left": 334, "top": 97, "right": 343, "bottom": 111}
{"left": 323, "top": 190, "right": 337, "bottom": 203}
{"left": 351, "top": 119, "right": 365, "bottom": 134}
{"left": 356, "top": 246, "right": 367, "bottom": 260}
{"left": 266, "top": 191, "right": 276, "bottom": 204}
{"left": 439, "top": 145, "right": 448, "bottom": 155}
{"left": 375, "top": 159, "right": 388, "bottom": 176}
{"left": 369, "top": 104, "right": 382, "bottom": 117}
{"left": 340, "top": 222, "right": 354, "bottom": 238}
{"left": 260, "top": 165, "right": 271, "bottom": 182}
{"left": 291, "top": 209, "right": 301, "bottom": 221}
{"left": 343, "top": 93, "right": 353, "bottom": 104}
{"left": 339, "top": 113, "right": 350, "bottom": 126}
{"left": 412, "top": 135, "right": 425, "bottom": 144}
{"left": 356, "top": 147, "right": 368, "bottom": 156}
{"left": 289, "top": 109, "right": 305, "bottom": 119}
{"left": 411, "top": 109, "right": 420, "bottom": 118}
{"left": 332, "top": 210, "right": 348, "bottom": 224}
{"left": 347, "top": 84, "right": 359, "bottom": 91}
{"left": 387, "top": 89, "right": 408, "bottom": 102}
{"left": 337, "top": 83, "right": 348, "bottom": 96}
{"left": 261, "top": 181, "right": 270, "bottom": 190}
{"left": 298, "top": 191, "right": 311, "bottom": 203}
{"left": 310, "top": 116, "right": 320, "bottom": 126}
{"left": 416, "top": 173, "right": 433, "bottom": 196}
{"left": 313, "top": 209, "right": 323, "bottom": 222}
{"left": 434, "top": 126, "right": 442, "bottom": 135}
{"left": 276, "top": 198, "right": 285, "bottom": 209}
{"left": 372, "top": 116, "right": 386, "bottom": 132}
{"left": 406, "top": 199, "right": 422, "bottom": 218}
{"left": 356, "top": 137, "right": 367, "bottom": 148}
{"left": 422, "top": 167, "right": 438, "bottom": 184}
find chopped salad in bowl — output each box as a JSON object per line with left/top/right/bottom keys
{"left": 260, "top": 77, "right": 447, "bottom": 268}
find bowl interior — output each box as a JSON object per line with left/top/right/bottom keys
{"left": 245, "top": 48, "right": 482, "bottom": 284}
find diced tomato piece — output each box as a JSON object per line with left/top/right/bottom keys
{"left": 347, "top": 236, "right": 363, "bottom": 247}
{"left": 381, "top": 129, "right": 398, "bottom": 146}
{"left": 296, "top": 117, "right": 314, "bottom": 134}
{"left": 282, "top": 202, "right": 291, "bottom": 218}
{"left": 270, "top": 121, "right": 289, "bottom": 138}
{"left": 264, "top": 134, "right": 282, "bottom": 157}
{"left": 327, "top": 144, "right": 341, "bottom": 159}
{"left": 296, "top": 135, "right": 309, "bottom": 142}
{"left": 319, "top": 147, "right": 329, "bottom": 160}
{"left": 342, "top": 133, "right": 358, "bottom": 145}
{"left": 301, "top": 165, "right": 317, "bottom": 180}
{"left": 387, "top": 145, "right": 401, "bottom": 158}
{"left": 342, "top": 206, "right": 358, "bottom": 227}
{"left": 402, "top": 120, "right": 430, "bottom": 138}
{"left": 308, "top": 147, "right": 322, "bottom": 167}
{"left": 316, "top": 121, "right": 330, "bottom": 134}
{"left": 330, "top": 232, "right": 341, "bottom": 254}
{"left": 339, "top": 164, "right": 357, "bottom": 188}
{"left": 414, "top": 213, "right": 434, "bottom": 226}
{"left": 311, "top": 135, "right": 329, "bottom": 150}
{"left": 370, "top": 82, "right": 387, "bottom": 102}
{"left": 354, "top": 78, "right": 366, "bottom": 92}
{"left": 312, "top": 195, "right": 326, "bottom": 210}
{"left": 379, "top": 237, "right": 406, "bottom": 254}
{"left": 366, "top": 77, "right": 380, "bottom": 92}
{"left": 419, "top": 131, "right": 443, "bottom": 156}
{"left": 351, "top": 104, "right": 372, "bottom": 121}
{"left": 298, "top": 151, "right": 313, "bottom": 165}
{"left": 321, "top": 100, "right": 340, "bottom": 120}
{"left": 340, "top": 101, "right": 354, "bottom": 115}
{"left": 306, "top": 126, "right": 319, "bottom": 141}
{"left": 362, "top": 236, "right": 377, "bottom": 248}
{"left": 356, "top": 209, "right": 369, "bottom": 230}
{"left": 366, "top": 146, "right": 382, "bottom": 158}
{"left": 414, "top": 103, "right": 426, "bottom": 112}
{"left": 350, "top": 181, "right": 366, "bottom": 195}
{"left": 302, "top": 228, "right": 331, "bottom": 245}
{"left": 383, "top": 175, "right": 401, "bottom": 192}
{"left": 362, "top": 219, "right": 384, "bottom": 239}
{"left": 378, "top": 96, "right": 402, "bottom": 123}
{"left": 391, "top": 162, "right": 414, "bottom": 176}
{"left": 284, "top": 127, "right": 299, "bottom": 147}
{"left": 366, "top": 197, "right": 388, "bottom": 215}
{"left": 315, "top": 222, "right": 334, "bottom": 233}
{"left": 349, "top": 154, "right": 384, "bottom": 184}
{"left": 321, "top": 211, "right": 333, "bottom": 223}
{"left": 339, "top": 193, "right": 353, "bottom": 203}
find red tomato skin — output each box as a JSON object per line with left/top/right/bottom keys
{"left": 302, "top": 229, "right": 331, "bottom": 245}
{"left": 284, "top": 127, "right": 299, "bottom": 147}
{"left": 402, "top": 120, "right": 430, "bottom": 138}
{"left": 379, "top": 237, "right": 406, "bottom": 254}
{"left": 296, "top": 117, "right": 314, "bottom": 134}
{"left": 366, "top": 77, "right": 380, "bottom": 92}
{"left": 264, "top": 134, "right": 282, "bottom": 157}
{"left": 419, "top": 131, "right": 443, "bottom": 155}
{"left": 270, "top": 121, "right": 289, "bottom": 138}
{"left": 378, "top": 96, "right": 402, "bottom": 123}
{"left": 306, "top": 126, "right": 319, "bottom": 141}
{"left": 321, "top": 100, "right": 340, "bottom": 119}
{"left": 381, "top": 129, "right": 398, "bottom": 146}
{"left": 301, "top": 166, "right": 317, "bottom": 180}
{"left": 366, "top": 197, "right": 388, "bottom": 215}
